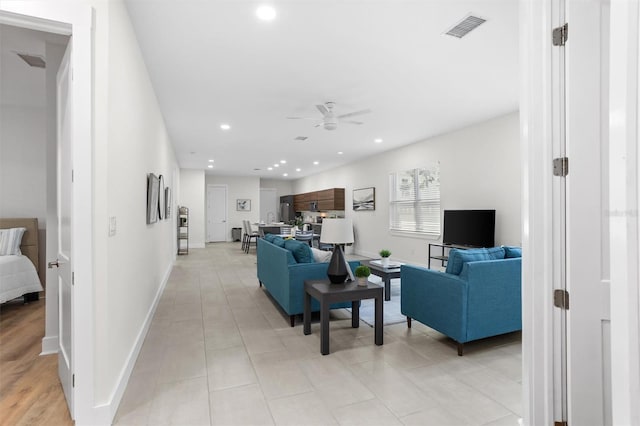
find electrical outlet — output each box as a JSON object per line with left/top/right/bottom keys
{"left": 109, "top": 216, "right": 117, "bottom": 236}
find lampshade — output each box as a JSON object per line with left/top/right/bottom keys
{"left": 320, "top": 218, "right": 354, "bottom": 244}
{"left": 320, "top": 218, "right": 354, "bottom": 284}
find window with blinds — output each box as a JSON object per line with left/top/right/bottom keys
{"left": 389, "top": 164, "right": 441, "bottom": 235}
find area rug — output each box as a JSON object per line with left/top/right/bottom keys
{"left": 346, "top": 276, "right": 405, "bottom": 327}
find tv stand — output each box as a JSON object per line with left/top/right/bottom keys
{"left": 428, "top": 243, "right": 481, "bottom": 269}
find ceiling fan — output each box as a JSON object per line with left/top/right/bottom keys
{"left": 287, "top": 102, "right": 371, "bottom": 131}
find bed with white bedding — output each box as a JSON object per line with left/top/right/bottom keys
{"left": 0, "top": 218, "right": 43, "bottom": 303}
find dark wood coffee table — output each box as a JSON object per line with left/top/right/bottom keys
{"left": 365, "top": 260, "right": 403, "bottom": 301}
{"left": 303, "top": 279, "right": 383, "bottom": 355}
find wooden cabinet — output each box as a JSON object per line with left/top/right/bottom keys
{"left": 317, "top": 188, "right": 345, "bottom": 210}
{"left": 294, "top": 188, "right": 345, "bottom": 212}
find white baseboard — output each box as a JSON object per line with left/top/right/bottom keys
{"left": 104, "top": 261, "right": 173, "bottom": 424}
{"left": 40, "top": 335, "right": 58, "bottom": 355}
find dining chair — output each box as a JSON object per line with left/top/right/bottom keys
{"left": 245, "top": 221, "right": 260, "bottom": 253}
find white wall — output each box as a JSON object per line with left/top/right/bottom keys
{"left": 180, "top": 169, "right": 205, "bottom": 248}
{"left": 293, "top": 112, "right": 521, "bottom": 265}
{"left": 260, "top": 178, "right": 294, "bottom": 199}
{"left": 206, "top": 174, "right": 260, "bottom": 240}
{"left": 92, "top": 0, "right": 179, "bottom": 412}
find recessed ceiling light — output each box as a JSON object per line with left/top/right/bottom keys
{"left": 220, "top": 123, "right": 231, "bottom": 130}
{"left": 208, "top": 159, "right": 214, "bottom": 162}
{"left": 313, "top": 161, "right": 319, "bottom": 165}
{"left": 207, "top": 165, "right": 213, "bottom": 169}
{"left": 374, "top": 138, "right": 383, "bottom": 143}
{"left": 256, "top": 5, "right": 276, "bottom": 21}
{"left": 280, "top": 160, "right": 286, "bottom": 164}
{"left": 296, "top": 168, "right": 301, "bottom": 172}
{"left": 268, "top": 167, "right": 273, "bottom": 171}
{"left": 283, "top": 173, "right": 288, "bottom": 177}
{"left": 274, "top": 164, "right": 279, "bottom": 167}
{"left": 337, "top": 151, "right": 343, "bottom": 155}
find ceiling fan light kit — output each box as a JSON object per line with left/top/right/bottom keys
{"left": 287, "top": 101, "right": 371, "bottom": 131}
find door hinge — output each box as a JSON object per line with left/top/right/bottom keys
{"left": 72, "top": 272, "right": 75, "bottom": 286}
{"left": 71, "top": 169, "right": 74, "bottom": 183}
{"left": 554, "top": 289, "right": 570, "bottom": 310}
{"left": 553, "top": 157, "right": 569, "bottom": 177}
{"left": 72, "top": 374, "right": 75, "bottom": 387}
{"left": 553, "top": 23, "right": 568, "bottom": 46}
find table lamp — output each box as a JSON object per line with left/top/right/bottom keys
{"left": 320, "top": 218, "right": 354, "bottom": 283}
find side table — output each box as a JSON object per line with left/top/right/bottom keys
{"left": 303, "top": 279, "right": 383, "bottom": 355}
{"left": 366, "top": 260, "right": 403, "bottom": 301}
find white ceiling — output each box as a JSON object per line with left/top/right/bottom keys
{"left": 1, "top": 3, "right": 520, "bottom": 180}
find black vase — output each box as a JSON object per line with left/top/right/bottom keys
{"left": 327, "top": 245, "right": 348, "bottom": 284}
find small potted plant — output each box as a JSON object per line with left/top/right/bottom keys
{"left": 379, "top": 249, "right": 392, "bottom": 267}
{"left": 354, "top": 265, "right": 371, "bottom": 286}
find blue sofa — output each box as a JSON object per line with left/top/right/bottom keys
{"left": 257, "top": 237, "right": 360, "bottom": 326}
{"left": 401, "top": 246, "right": 522, "bottom": 355}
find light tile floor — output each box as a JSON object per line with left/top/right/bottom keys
{"left": 114, "top": 243, "right": 522, "bottom": 426}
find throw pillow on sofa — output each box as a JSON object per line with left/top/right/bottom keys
{"left": 272, "top": 236, "right": 286, "bottom": 248}
{"left": 502, "top": 246, "right": 522, "bottom": 258}
{"left": 310, "top": 247, "right": 332, "bottom": 263}
{"left": 284, "top": 239, "right": 314, "bottom": 264}
{"left": 263, "top": 233, "right": 276, "bottom": 243}
{"left": 445, "top": 247, "right": 506, "bottom": 275}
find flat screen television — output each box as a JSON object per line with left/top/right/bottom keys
{"left": 442, "top": 210, "right": 495, "bottom": 247}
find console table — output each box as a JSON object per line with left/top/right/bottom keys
{"left": 428, "top": 243, "right": 480, "bottom": 269}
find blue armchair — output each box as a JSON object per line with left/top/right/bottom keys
{"left": 401, "top": 247, "right": 522, "bottom": 355}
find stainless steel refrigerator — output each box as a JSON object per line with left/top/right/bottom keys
{"left": 279, "top": 195, "right": 295, "bottom": 223}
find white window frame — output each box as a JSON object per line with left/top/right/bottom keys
{"left": 389, "top": 164, "right": 440, "bottom": 236}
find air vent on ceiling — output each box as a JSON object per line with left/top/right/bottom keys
{"left": 294, "top": 136, "right": 308, "bottom": 141}
{"left": 16, "top": 52, "right": 46, "bottom": 68}
{"left": 253, "top": 168, "right": 261, "bottom": 171}
{"left": 444, "top": 14, "right": 486, "bottom": 38}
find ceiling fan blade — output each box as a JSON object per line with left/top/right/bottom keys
{"left": 286, "top": 116, "right": 318, "bottom": 120}
{"left": 337, "top": 108, "right": 371, "bottom": 119}
{"left": 342, "top": 120, "right": 364, "bottom": 125}
{"left": 316, "top": 104, "right": 329, "bottom": 116}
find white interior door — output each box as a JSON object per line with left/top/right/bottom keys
{"left": 207, "top": 185, "right": 227, "bottom": 242}
{"left": 54, "top": 39, "right": 74, "bottom": 416}
{"left": 564, "top": 0, "right": 611, "bottom": 424}
{"left": 260, "top": 188, "right": 277, "bottom": 223}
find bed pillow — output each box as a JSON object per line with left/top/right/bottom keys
{"left": 0, "top": 227, "right": 26, "bottom": 255}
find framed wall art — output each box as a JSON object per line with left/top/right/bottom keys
{"left": 353, "top": 187, "right": 375, "bottom": 211}
{"left": 236, "top": 199, "right": 251, "bottom": 211}
{"left": 158, "top": 174, "right": 165, "bottom": 220}
{"left": 165, "top": 187, "right": 171, "bottom": 219}
{"left": 146, "top": 173, "right": 159, "bottom": 224}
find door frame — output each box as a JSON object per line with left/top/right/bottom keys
{"left": 608, "top": 0, "right": 640, "bottom": 423}
{"left": 520, "top": 0, "right": 556, "bottom": 422}
{"left": 0, "top": 3, "right": 96, "bottom": 423}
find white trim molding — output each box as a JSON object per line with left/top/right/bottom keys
{"left": 609, "top": 1, "right": 640, "bottom": 424}
{"left": 519, "top": 0, "right": 556, "bottom": 424}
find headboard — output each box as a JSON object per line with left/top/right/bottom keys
{"left": 0, "top": 218, "right": 39, "bottom": 274}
